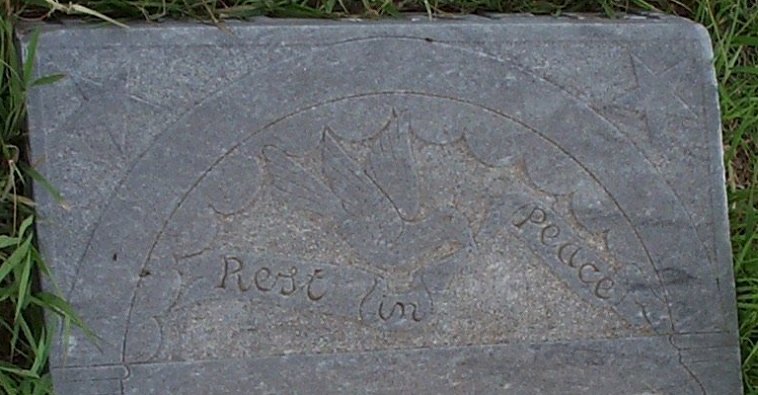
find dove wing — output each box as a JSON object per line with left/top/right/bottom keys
{"left": 366, "top": 111, "right": 420, "bottom": 221}
{"left": 262, "top": 145, "right": 341, "bottom": 217}
{"left": 321, "top": 131, "right": 403, "bottom": 243}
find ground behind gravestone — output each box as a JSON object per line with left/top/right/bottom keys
{"left": 0, "top": 0, "right": 756, "bottom": 394}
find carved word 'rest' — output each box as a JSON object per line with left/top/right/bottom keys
{"left": 217, "top": 255, "right": 327, "bottom": 302}
{"left": 511, "top": 205, "right": 616, "bottom": 301}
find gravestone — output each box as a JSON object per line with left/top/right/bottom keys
{"left": 21, "top": 15, "right": 741, "bottom": 394}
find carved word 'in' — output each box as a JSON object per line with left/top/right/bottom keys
{"left": 378, "top": 298, "right": 424, "bottom": 322}
{"left": 511, "top": 205, "right": 615, "bottom": 300}
{"left": 359, "top": 278, "right": 431, "bottom": 327}
{"left": 217, "top": 256, "right": 327, "bottom": 302}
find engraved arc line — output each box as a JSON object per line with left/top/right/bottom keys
{"left": 63, "top": 48, "right": 320, "bottom": 299}
{"left": 429, "top": 38, "right": 713, "bottom": 332}
{"left": 64, "top": 35, "right": 703, "bottom": 302}
{"left": 453, "top": 39, "right": 711, "bottom": 282}
{"left": 64, "top": 36, "right": 434, "bottom": 299}
{"left": 380, "top": 38, "right": 710, "bottom": 291}
{"left": 48, "top": 37, "right": 695, "bottom": 360}
{"left": 118, "top": 92, "right": 422, "bottom": 361}
{"left": 68, "top": 35, "right": 688, "bottom": 304}
{"left": 120, "top": 90, "right": 675, "bottom": 362}
{"left": 608, "top": 51, "right": 715, "bottom": 386}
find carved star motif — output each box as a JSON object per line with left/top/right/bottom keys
{"left": 72, "top": 69, "right": 161, "bottom": 109}
{"left": 607, "top": 54, "right": 699, "bottom": 143}
{"left": 64, "top": 69, "right": 164, "bottom": 157}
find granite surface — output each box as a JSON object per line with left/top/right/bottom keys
{"left": 21, "top": 15, "right": 741, "bottom": 394}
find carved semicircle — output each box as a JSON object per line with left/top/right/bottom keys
{"left": 62, "top": 37, "right": 718, "bottom": 367}
{"left": 124, "top": 94, "right": 689, "bottom": 362}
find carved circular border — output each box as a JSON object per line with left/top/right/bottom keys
{"left": 54, "top": 37, "right": 713, "bottom": 369}
{"left": 122, "top": 91, "right": 674, "bottom": 362}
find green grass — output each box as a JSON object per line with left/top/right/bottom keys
{"left": 0, "top": 16, "right": 55, "bottom": 395}
{"left": 0, "top": 0, "right": 756, "bottom": 393}
{"left": 0, "top": 14, "right": 91, "bottom": 395}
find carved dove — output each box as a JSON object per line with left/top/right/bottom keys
{"left": 263, "top": 111, "right": 470, "bottom": 279}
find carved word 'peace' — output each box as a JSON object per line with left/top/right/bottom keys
{"left": 511, "top": 205, "right": 616, "bottom": 300}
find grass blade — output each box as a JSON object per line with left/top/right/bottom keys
{"left": 30, "top": 73, "right": 64, "bottom": 87}
{"left": 0, "top": 235, "right": 31, "bottom": 284}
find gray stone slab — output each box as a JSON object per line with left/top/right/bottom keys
{"left": 20, "top": 14, "right": 740, "bottom": 394}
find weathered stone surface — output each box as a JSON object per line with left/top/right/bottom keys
{"left": 21, "top": 15, "right": 740, "bottom": 394}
